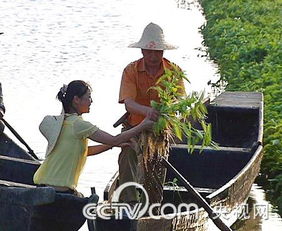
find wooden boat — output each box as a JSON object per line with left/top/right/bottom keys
{"left": 94, "top": 91, "right": 264, "bottom": 231}
{"left": 0, "top": 131, "right": 98, "bottom": 231}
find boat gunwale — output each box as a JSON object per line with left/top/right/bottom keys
{"left": 206, "top": 145, "right": 263, "bottom": 200}
{"left": 0, "top": 154, "right": 40, "bottom": 165}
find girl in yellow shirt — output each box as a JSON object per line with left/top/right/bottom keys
{"left": 33, "top": 80, "right": 154, "bottom": 195}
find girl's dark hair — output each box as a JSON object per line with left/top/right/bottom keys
{"left": 57, "top": 80, "right": 91, "bottom": 113}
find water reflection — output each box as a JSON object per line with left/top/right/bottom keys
{"left": 231, "top": 184, "right": 282, "bottom": 231}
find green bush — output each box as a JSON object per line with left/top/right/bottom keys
{"left": 199, "top": 0, "right": 282, "bottom": 214}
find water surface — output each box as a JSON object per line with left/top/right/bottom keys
{"left": 0, "top": 0, "right": 280, "bottom": 230}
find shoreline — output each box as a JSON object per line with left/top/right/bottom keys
{"left": 199, "top": 0, "right": 282, "bottom": 216}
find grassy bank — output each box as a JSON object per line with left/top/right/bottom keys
{"left": 199, "top": 0, "right": 282, "bottom": 214}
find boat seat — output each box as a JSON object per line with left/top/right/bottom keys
{"left": 170, "top": 144, "right": 251, "bottom": 153}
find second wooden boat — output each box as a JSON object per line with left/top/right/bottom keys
{"left": 93, "top": 91, "right": 264, "bottom": 231}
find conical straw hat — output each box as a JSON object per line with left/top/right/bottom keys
{"left": 128, "top": 23, "right": 177, "bottom": 50}
{"left": 39, "top": 110, "right": 65, "bottom": 157}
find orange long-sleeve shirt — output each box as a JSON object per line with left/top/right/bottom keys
{"left": 119, "top": 58, "right": 186, "bottom": 126}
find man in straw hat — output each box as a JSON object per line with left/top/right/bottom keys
{"left": 118, "top": 22, "right": 186, "bottom": 210}
{"left": 0, "top": 32, "right": 5, "bottom": 133}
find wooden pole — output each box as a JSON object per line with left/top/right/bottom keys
{"left": 162, "top": 157, "right": 232, "bottom": 231}
{"left": 1, "top": 118, "right": 39, "bottom": 160}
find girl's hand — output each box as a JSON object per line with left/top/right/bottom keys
{"left": 117, "top": 137, "right": 138, "bottom": 149}
{"left": 119, "top": 138, "right": 139, "bottom": 152}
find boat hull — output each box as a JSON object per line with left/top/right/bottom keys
{"left": 0, "top": 135, "right": 98, "bottom": 231}
{"left": 96, "top": 92, "right": 264, "bottom": 231}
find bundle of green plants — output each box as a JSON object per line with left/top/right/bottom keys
{"left": 138, "top": 65, "right": 215, "bottom": 169}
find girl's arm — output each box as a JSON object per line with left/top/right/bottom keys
{"left": 87, "top": 144, "right": 113, "bottom": 156}
{"left": 88, "top": 117, "right": 153, "bottom": 146}
{"left": 87, "top": 142, "right": 133, "bottom": 156}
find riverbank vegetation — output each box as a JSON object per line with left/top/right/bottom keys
{"left": 199, "top": 0, "right": 282, "bottom": 214}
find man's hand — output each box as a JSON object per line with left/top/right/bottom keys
{"left": 145, "top": 107, "right": 160, "bottom": 122}
{"left": 124, "top": 98, "right": 160, "bottom": 121}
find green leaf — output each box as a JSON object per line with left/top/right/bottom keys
{"left": 172, "top": 121, "right": 182, "bottom": 141}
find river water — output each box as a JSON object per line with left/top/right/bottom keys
{"left": 0, "top": 0, "right": 281, "bottom": 230}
